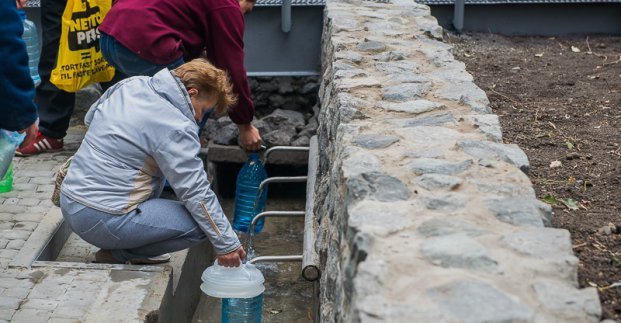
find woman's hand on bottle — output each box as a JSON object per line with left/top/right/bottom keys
{"left": 238, "top": 123, "right": 262, "bottom": 152}
{"left": 217, "top": 246, "right": 247, "bottom": 267}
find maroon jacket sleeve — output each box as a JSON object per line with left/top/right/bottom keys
{"left": 205, "top": 7, "right": 255, "bottom": 125}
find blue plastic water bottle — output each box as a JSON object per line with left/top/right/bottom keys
{"left": 19, "top": 10, "right": 41, "bottom": 86}
{"left": 233, "top": 153, "right": 268, "bottom": 234}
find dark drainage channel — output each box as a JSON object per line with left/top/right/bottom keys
{"left": 192, "top": 145, "right": 317, "bottom": 322}
{"left": 33, "top": 144, "right": 319, "bottom": 323}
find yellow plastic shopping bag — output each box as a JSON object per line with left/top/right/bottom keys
{"left": 50, "top": 0, "right": 114, "bottom": 92}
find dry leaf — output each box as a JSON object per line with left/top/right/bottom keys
{"left": 550, "top": 160, "right": 562, "bottom": 168}
{"left": 571, "top": 46, "right": 581, "bottom": 53}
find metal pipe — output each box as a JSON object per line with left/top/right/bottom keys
{"left": 253, "top": 176, "right": 307, "bottom": 213}
{"left": 281, "top": 0, "right": 292, "bottom": 33}
{"left": 257, "top": 176, "right": 307, "bottom": 193}
{"left": 453, "top": 0, "right": 465, "bottom": 33}
{"left": 249, "top": 255, "right": 302, "bottom": 264}
{"left": 248, "top": 211, "right": 305, "bottom": 235}
{"left": 302, "top": 136, "right": 321, "bottom": 281}
{"left": 263, "top": 146, "right": 310, "bottom": 166}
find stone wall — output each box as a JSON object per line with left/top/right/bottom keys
{"left": 314, "top": 0, "right": 601, "bottom": 322}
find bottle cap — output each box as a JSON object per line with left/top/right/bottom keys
{"left": 200, "top": 261, "right": 265, "bottom": 298}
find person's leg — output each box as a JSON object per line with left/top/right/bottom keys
{"left": 61, "top": 195, "right": 206, "bottom": 262}
{"left": 108, "top": 199, "right": 207, "bottom": 261}
{"left": 100, "top": 33, "right": 184, "bottom": 77}
{"left": 36, "top": 0, "right": 75, "bottom": 140}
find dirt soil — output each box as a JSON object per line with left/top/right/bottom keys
{"left": 449, "top": 33, "right": 621, "bottom": 320}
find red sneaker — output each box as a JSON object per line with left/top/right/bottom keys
{"left": 15, "top": 132, "right": 63, "bottom": 156}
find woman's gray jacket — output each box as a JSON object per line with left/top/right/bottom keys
{"left": 61, "top": 69, "right": 240, "bottom": 255}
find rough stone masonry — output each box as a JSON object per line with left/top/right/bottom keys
{"left": 314, "top": 0, "right": 602, "bottom": 322}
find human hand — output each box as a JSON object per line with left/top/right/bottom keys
{"left": 18, "top": 121, "right": 38, "bottom": 148}
{"left": 238, "top": 123, "right": 262, "bottom": 152}
{"left": 217, "top": 246, "right": 246, "bottom": 267}
{"left": 16, "top": 0, "right": 27, "bottom": 9}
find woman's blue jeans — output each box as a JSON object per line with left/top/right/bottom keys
{"left": 100, "top": 33, "right": 184, "bottom": 77}
{"left": 60, "top": 194, "right": 207, "bottom": 262}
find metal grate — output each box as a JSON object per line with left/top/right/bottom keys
{"left": 416, "top": 0, "right": 621, "bottom": 4}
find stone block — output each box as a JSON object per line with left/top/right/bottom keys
{"left": 408, "top": 158, "right": 472, "bottom": 175}
{"left": 0, "top": 230, "right": 30, "bottom": 240}
{"left": 427, "top": 280, "right": 534, "bottom": 322}
{"left": 352, "top": 134, "right": 399, "bottom": 149}
{"left": 485, "top": 197, "right": 548, "bottom": 227}
{"left": 347, "top": 200, "right": 412, "bottom": 236}
{"left": 457, "top": 140, "right": 530, "bottom": 174}
{"left": 417, "top": 218, "right": 485, "bottom": 237}
{"left": 501, "top": 228, "right": 573, "bottom": 259}
{"left": 421, "top": 234, "right": 499, "bottom": 272}
{"left": 413, "top": 174, "right": 462, "bottom": 190}
{"left": 346, "top": 172, "right": 411, "bottom": 202}
{"left": 382, "top": 83, "right": 432, "bottom": 102}
{"left": 532, "top": 281, "right": 601, "bottom": 322}
{"left": 382, "top": 100, "right": 442, "bottom": 114}
{"left": 422, "top": 192, "right": 469, "bottom": 211}
{"left": 5, "top": 240, "right": 25, "bottom": 250}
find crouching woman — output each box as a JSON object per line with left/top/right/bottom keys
{"left": 60, "top": 59, "right": 246, "bottom": 266}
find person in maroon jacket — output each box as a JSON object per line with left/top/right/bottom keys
{"left": 98, "top": 0, "right": 261, "bottom": 151}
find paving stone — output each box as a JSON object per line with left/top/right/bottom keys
{"left": 0, "top": 230, "right": 30, "bottom": 240}
{"left": 1, "top": 287, "right": 30, "bottom": 299}
{"left": 51, "top": 306, "right": 89, "bottom": 319}
{"left": 11, "top": 309, "right": 51, "bottom": 322}
{"left": 0, "top": 250, "right": 18, "bottom": 260}
{"left": 5, "top": 240, "right": 25, "bottom": 250}
{"left": 21, "top": 298, "right": 59, "bottom": 310}
{"left": 12, "top": 213, "right": 45, "bottom": 222}
{"left": 36, "top": 185, "right": 55, "bottom": 193}
{"left": 17, "top": 198, "right": 40, "bottom": 207}
{"left": 0, "top": 224, "right": 12, "bottom": 231}
{"left": 12, "top": 222, "right": 38, "bottom": 232}
{"left": 48, "top": 318, "right": 80, "bottom": 323}
{"left": 28, "top": 177, "right": 54, "bottom": 185}
{"left": 0, "top": 297, "right": 20, "bottom": 310}
{"left": 0, "top": 309, "right": 15, "bottom": 320}
{"left": 427, "top": 280, "right": 534, "bottom": 322}
{"left": 11, "top": 184, "right": 37, "bottom": 193}
{"left": 2, "top": 198, "right": 19, "bottom": 205}
{"left": 421, "top": 234, "right": 499, "bottom": 272}
{"left": 0, "top": 278, "right": 34, "bottom": 290}
{"left": 0, "top": 205, "right": 27, "bottom": 214}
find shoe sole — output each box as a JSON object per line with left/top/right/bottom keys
{"left": 15, "top": 148, "right": 63, "bottom": 157}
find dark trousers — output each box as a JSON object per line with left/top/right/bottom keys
{"left": 36, "top": 0, "right": 124, "bottom": 139}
